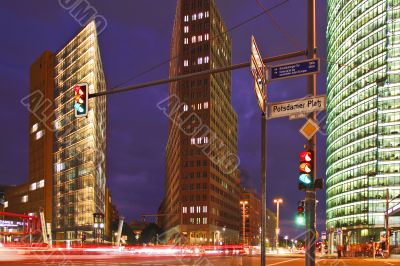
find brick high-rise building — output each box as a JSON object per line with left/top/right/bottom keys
{"left": 160, "top": 0, "right": 241, "bottom": 244}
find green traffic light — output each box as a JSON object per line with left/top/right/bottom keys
{"left": 296, "top": 214, "right": 305, "bottom": 225}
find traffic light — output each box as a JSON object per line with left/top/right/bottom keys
{"left": 73, "top": 83, "right": 88, "bottom": 117}
{"left": 296, "top": 201, "right": 305, "bottom": 225}
{"left": 298, "top": 150, "right": 313, "bottom": 190}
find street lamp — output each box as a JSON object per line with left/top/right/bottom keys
{"left": 284, "top": 235, "right": 288, "bottom": 248}
{"left": 240, "top": 200, "right": 248, "bottom": 245}
{"left": 273, "top": 198, "right": 283, "bottom": 251}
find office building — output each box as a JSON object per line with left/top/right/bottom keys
{"left": 53, "top": 20, "right": 107, "bottom": 240}
{"left": 326, "top": 0, "right": 400, "bottom": 244}
{"left": 160, "top": 0, "right": 241, "bottom": 244}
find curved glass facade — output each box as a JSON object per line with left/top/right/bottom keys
{"left": 326, "top": 0, "right": 400, "bottom": 243}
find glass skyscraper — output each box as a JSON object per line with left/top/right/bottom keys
{"left": 53, "top": 21, "right": 107, "bottom": 240}
{"left": 326, "top": 0, "right": 400, "bottom": 243}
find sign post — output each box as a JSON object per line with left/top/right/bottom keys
{"left": 250, "top": 35, "right": 267, "bottom": 266}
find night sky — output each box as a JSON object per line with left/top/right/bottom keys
{"left": 0, "top": 0, "right": 327, "bottom": 239}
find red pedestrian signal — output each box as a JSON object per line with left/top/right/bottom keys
{"left": 73, "top": 83, "right": 88, "bottom": 117}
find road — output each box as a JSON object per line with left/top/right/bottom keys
{"left": 1, "top": 254, "right": 400, "bottom": 266}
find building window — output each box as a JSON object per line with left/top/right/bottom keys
{"left": 4, "top": 201, "right": 8, "bottom": 208}
{"left": 184, "top": 38, "right": 188, "bottom": 44}
{"left": 55, "top": 162, "right": 65, "bottom": 173}
{"left": 197, "top": 103, "right": 202, "bottom": 110}
{"left": 183, "top": 104, "right": 188, "bottom": 112}
{"left": 29, "top": 183, "right": 37, "bottom": 191}
{"left": 196, "top": 218, "right": 201, "bottom": 224}
{"left": 203, "top": 206, "right": 208, "bottom": 213}
{"left": 191, "top": 138, "right": 196, "bottom": 145}
{"left": 204, "top": 33, "right": 209, "bottom": 40}
{"left": 190, "top": 206, "right": 195, "bottom": 213}
{"left": 184, "top": 60, "right": 189, "bottom": 67}
{"left": 190, "top": 218, "right": 195, "bottom": 224}
{"left": 182, "top": 207, "right": 187, "bottom": 213}
{"left": 184, "top": 26, "right": 189, "bottom": 33}
{"left": 204, "top": 56, "right": 209, "bottom": 63}
{"left": 198, "top": 35, "right": 203, "bottom": 42}
{"left": 191, "top": 36, "right": 197, "bottom": 43}
{"left": 36, "top": 130, "right": 44, "bottom": 140}
{"left": 205, "top": 11, "right": 209, "bottom": 17}
{"left": 203, "top": 217, "right": 208, "bottom": 224}
{"left": 192, "top": 14, "right": 197, "bottom": 20}
{"left": 203, "top": 136, "right": 208, "bottom": 143}
{"left": 21, "top": 195, "right": 28, "bottom": 203}
{"left": 196, "top": 206, "right": 201, "bottom": 213}
{"left": 38, "top": 179, "right": 44, "bottom": 188}
{"left": 198, "top": 12, "right": 204, "bottom": 19}
{"left": 198, "top": 57, "right": 203, "bottom": 64}
{"left": 184, "top": 15, "right": 189, "bottom": 22}
{"left": 204, "top": 102, "right": 208, "bottom": 109}
{"left": 197, "top": 137, "right": 202, "bottom": 144}
{"left": 31, "top": 123, "right": 38, "bottom": 133}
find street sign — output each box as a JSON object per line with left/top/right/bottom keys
{"left": 250, "top": 35, "right": 266, "bottom": 113}
{"left": 270, "top": 58, "right": 320, "bottom": 81}
{"left": 299, "top": 119, "right": 320, "bottom": 140}
{"left": 289, "top": 113, "right": 307, "bottom": 120}
{"left": 268, "top": 95, "right": 326, "bottom": 119}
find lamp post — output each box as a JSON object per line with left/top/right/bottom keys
{"left": 240, "top": 200, "right": 248, "bottom": 245}
{"left": 273, "top": 198, "right": 283, "bottom": 252}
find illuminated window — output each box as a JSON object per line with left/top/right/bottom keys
{"left": 190, "top": 218, "right": 195, "bottom": 224}
{"left": 184, "top": 38, "right": 188, "bottom": 44}
{"left": 198, "top": 57, "right": 203, "bottom": 64}
{"left": 204, "top": 102, "right": 208, "bottom": 109}
{"left": 55, "top": 162, "right": 65, "bottom": 173}
{"left": 31, "top": 123, "right": 38, "bottom": 133}
{"left": 184, "top": 15, "right": 189, "bottom": 22}
{"left": 30, "top": 183, "right": 37, "bottom": 191}
{"left": 197, "top": 103, "right": 202, "bottom": 110}
{"left": 198, "top": 12, "right": 203, "bottom": 19}
{"left": 191, "top": 36, "right": 196, "bottom": 43}
{"left": 196, "top": 206, "right": 201, "bottom": 213}
{"left": 21, "top": 195, "right": 28, "bottom": 203}
{"left": 38, "top": 179, "right": 44, "bottom": 188}
{"left": 4, "top": 201, "right": 8, "bottom": 208}
{"left": 203, "top": 136, "right": 208, "bottom": 144}
{"left": 184, "top": 60, "right": 189, "bottom": 67}
{"left": 182, "top": 207, "right": 187, "bottom": 213}
{"left": 203, "top": 217, "right": 207, "bottom": 224}
{"left": 191, "top": 138, "right": 195, "bottom": 145}
{"left": 192, "top": 14, "right": 197, "bottom": 20}
{"left": 204, "top": 56, "right": 209, "bottom": 63}
{"left": 203, "top": 206, "right": 208, "bottom": 213}
{"left": 204, "top": 33, "right": 209, "bottom": 40}
{"left": 197, "top": 137, "right": 202, "bottom": 144}
{"left": 36, "top": 130, "right": 44, "bottom": 140}
{"left": 196, "top": 218, "right": 201, "bottom": 224}
{"left": 190, "top": 206, "right": 195, "bottom": 213}
{"left": 183, "top": 104, "right": 188, "bottom": 112}
{"left": 205, "top": 11, "right": 209, "bottom": 18}
{"left": 184, "top": 26, "right": 189, "bottom": 33}
{"left": 198, "top": 35, "right": 202, "bottom": 42}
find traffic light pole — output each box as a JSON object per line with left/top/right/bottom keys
{"left": 305, "top": 1, "right": 317, "bottom": 266}
{"left": 261, "top": 109, "right": 267, "bottom": 266}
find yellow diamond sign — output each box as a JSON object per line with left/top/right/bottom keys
{"left": 299, "top": 119, "right": 320, "bottom": 140}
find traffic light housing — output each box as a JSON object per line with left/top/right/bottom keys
{"left": 73, "top": 83, "right": 88, "bottom": 117}
{"left": 296, "top": 201, "right": 305, "bottom": 225}
{"left": 298, "top": 150, "right": 313, "bottom": 190}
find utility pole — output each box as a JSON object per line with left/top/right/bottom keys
{"left": 240, "top": 200, "right": 248, "bottom": 245}
{"left": 305, "top": 1, "right": 317, "bottom": 266}
{"left": 261, "top": 106, "right": 267, "bottom": 266}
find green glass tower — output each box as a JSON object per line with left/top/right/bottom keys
{"left": 326, "top": 0, "right": 400, "bottom": 244}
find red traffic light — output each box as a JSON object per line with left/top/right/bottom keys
{"left": 297, "top": 206, "right": 304, "bottom": 214}
{"left": 73, "top": 83, "right": 88, "bottom": 118}
{"left": 299, "top": 151, "right": 312, "bottom": 162}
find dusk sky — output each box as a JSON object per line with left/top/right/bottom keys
{"left": 0, "top": 0, "right": 327, "bottom": 238}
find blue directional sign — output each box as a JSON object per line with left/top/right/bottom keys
{"left": 270, "top": 58, "right": 320, "bottom": 81}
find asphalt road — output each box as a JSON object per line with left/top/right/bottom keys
{"left": 1, "top": 255, "right": 400, "bottom": 266}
